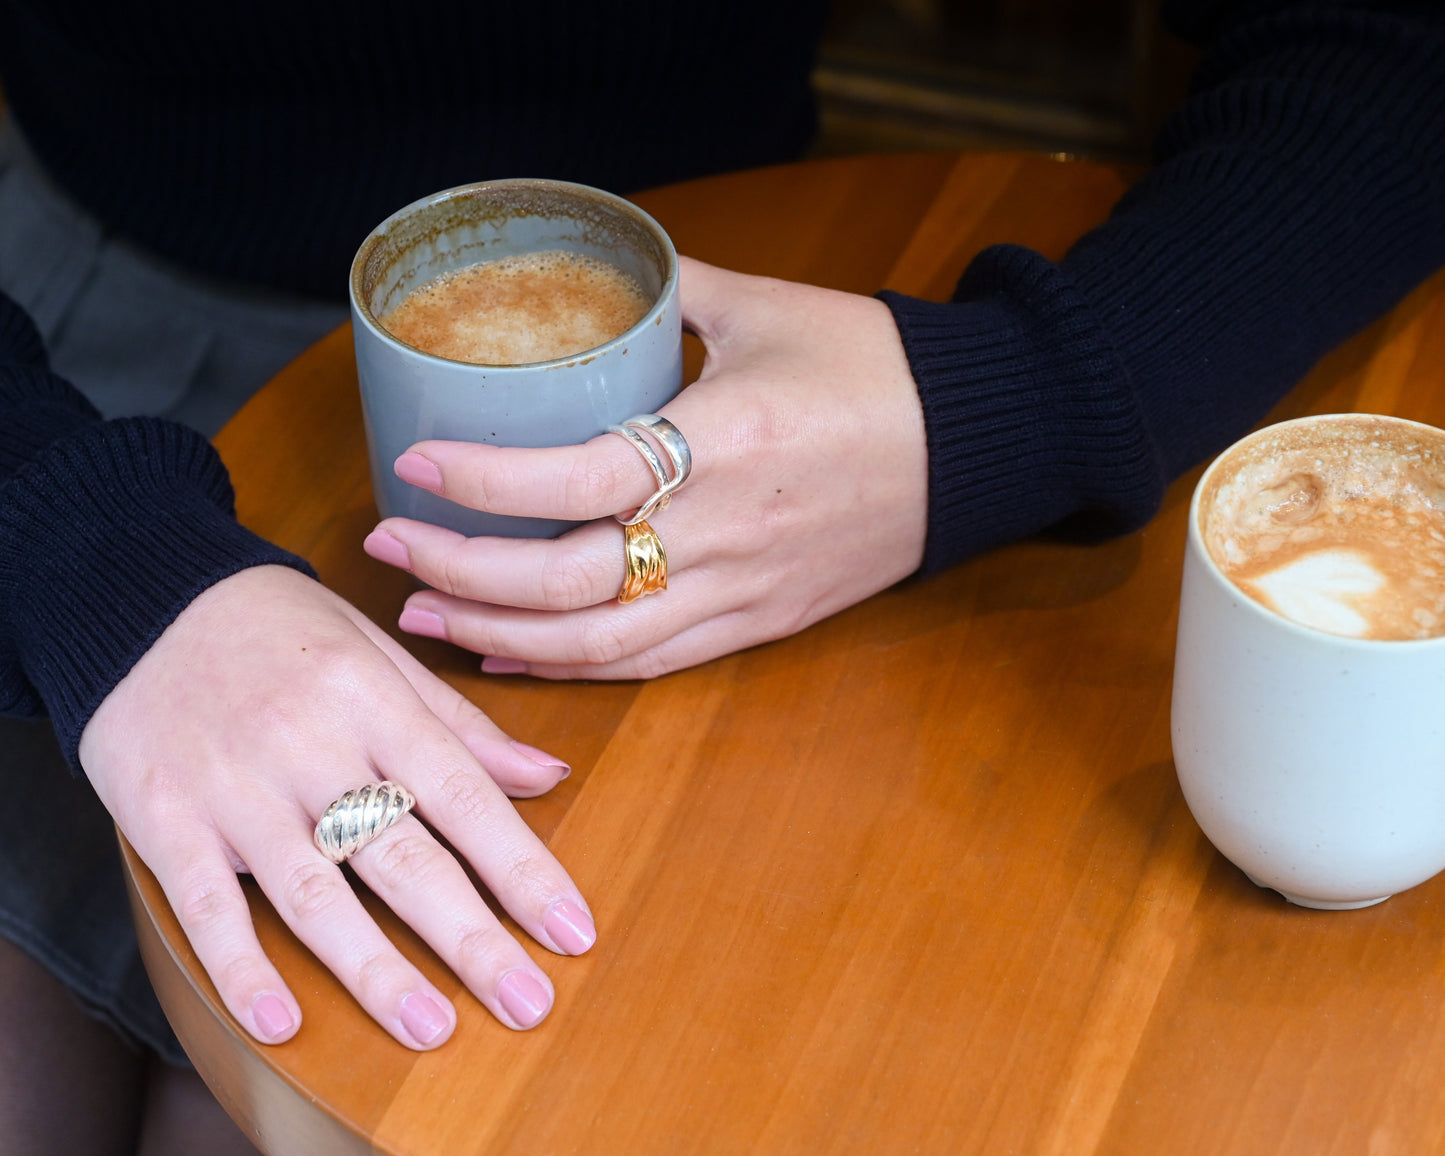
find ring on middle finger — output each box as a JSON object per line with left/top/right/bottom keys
{"left": 314, "top": 781, "right": 416, "bottom": 864}
{"left": 606, "top": 414, "right": 692, "bottom": 526}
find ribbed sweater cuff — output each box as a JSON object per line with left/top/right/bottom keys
{"left": 0, "top": 364, "right": 103, "bottom": 484}
{"left": 0, "top": 416, "right": 315, "bottom": 767}
{"left": 881, "top": 245, "right": 1165, "bottom": 577}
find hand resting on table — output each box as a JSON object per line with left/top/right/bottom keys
{"left": 363, "top": 256, "right": 929, "bottom": 678}
{"left": 79, "top": 564, "right": 593, "bottom": 1050}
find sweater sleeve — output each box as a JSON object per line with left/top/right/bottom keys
{"left": 0, "top": 289, "right": 316, "bottom": 768}
{"left": 883, "top": 0, "right": 1445, "bottom": 575}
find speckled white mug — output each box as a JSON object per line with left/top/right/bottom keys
{"left": 349, "top": 178, "right": 682, "bottom": 539}
{"left": 1171, "top": 414, "right": 1445, "bottom": 910}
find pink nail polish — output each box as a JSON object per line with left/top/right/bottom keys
{"left": 498, "top": 970, "right": 551, "bottom": 1029}
{"left": 483, "top": 656, "right": 528, "bottom": 675}
{"left": 544, "top": 900, "right": 597, "bottom": 955}
{"left": 510, "top": 740, "right": 570, "bottom": 775}
{"left": 394, "top": 452, "right": 444, "bottom": 493}
{"left": 399, "top": 605, "right": 447, "bottom": 639}
{"left": 400, "top": 992, "right": 450, "bottom": 1047}
{"left": 252, "top": 993, "right": 295, "bottom": 1041}
{"left": 363, "top": 528, "right": 411, "bottom": 570}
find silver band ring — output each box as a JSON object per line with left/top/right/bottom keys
{"left": 314, "top": 781, "right": 417, "bottom": 864}
{"left": 606, "top": 414, "right": 692, "bottom": 526}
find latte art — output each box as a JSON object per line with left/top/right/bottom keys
{"left": 1200, "top": 416, "right": 1445, "bottom": 640}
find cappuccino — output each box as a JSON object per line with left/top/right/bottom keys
{"left": 1199, "top": 415, "right": 1445, "bottom": 640}
{"left": 381, "top": 250, "right": 650, "bottom": 366}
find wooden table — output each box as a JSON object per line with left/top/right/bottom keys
{"left": 122, "top": 152, "right": 1445, "bottom": 1155}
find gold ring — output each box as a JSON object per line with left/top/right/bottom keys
{"left": 618, "top": 519, "right": 668, "bottom": 603}
{"left": 314, "top": 781, "right": 416, "bottom": 863}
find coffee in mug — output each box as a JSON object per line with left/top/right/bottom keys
{"left": 379, "top": 250, "right": 651, "bottom": 367}
{"left": 1172, "top": 413, "right": 1445, "bottom": 910}
{"left": 1197, "top": 414, "right": 1445, "bottom": 640}
{"left": 349, "top": 179, "right": 682, "bottom": 540}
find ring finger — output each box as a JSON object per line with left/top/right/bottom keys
{"left": 370, "top": 514, "right": 645, "bottom": 613}
{"left": 399, "top": 563, "right": 748, "bottom": 669}
{"left": 235, "top": 813, "right": 463, "bottom": 1050}
{"left": 340, "top": 815, "right": 557, "bottom": 1032}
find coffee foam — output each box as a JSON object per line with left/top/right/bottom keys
{"left": 380, "top": 249, "right": 649, "bottom": 366}
{"left": 1199, "top": 416, "right": 1445, "bottom": 641}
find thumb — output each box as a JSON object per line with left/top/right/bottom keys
{"left": 678, "top": 255, "right": 755, "bottom": 348}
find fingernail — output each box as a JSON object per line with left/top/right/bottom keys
{"left": 510, "top": 740, "right": 570, "bottom": 776}
{"left": 498, "top": 970, "right": 552, "bottom": 1029}
{"left": 399, "top": 605, "right": 447, "bottom": 639}
{"left": 363, "top": 528, "right": 412, "bottom": 570}
{"left": 400, "top": 992, "right": 451, "bottom": 1047}
{"left": 395, "top": 452, "right": 444, "bottom": 493}
{"left": 251, "top": 992, "right": 295, "bottom": 1041}
{"left": 544, "top": 900, "right": 597, "bottom": 955}
{"left": 483, "top": 656, "right": 528, "bottom": 675}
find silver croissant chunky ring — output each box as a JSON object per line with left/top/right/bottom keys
{"left": 314, "top": 781, "right": 417, "bottom": 864}
{"left": 606, "top": 414, "right": 692, "bottom": 526}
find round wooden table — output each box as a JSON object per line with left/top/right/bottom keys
{"left": 122, "top": 152, "right": 1445, "bottom": 1155}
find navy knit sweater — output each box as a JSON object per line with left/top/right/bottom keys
{"left": 1, "top": 0, "right": 1443, "bottom": 767}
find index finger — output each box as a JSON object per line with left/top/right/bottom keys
{"left": 394, "top": 433, "right": 657, "bottom": 523}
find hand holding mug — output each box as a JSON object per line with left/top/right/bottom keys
{"left": 363, "top": 256, "right": 930, "bottom": 677}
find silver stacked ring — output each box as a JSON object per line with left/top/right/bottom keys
{"left": 606, "top": 414, "right": 693, "bottom": 526}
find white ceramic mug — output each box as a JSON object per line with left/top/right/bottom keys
{"left": 349, "top": 178, "right": 682, "bottom": 539}
{"left": 1171, "top": 413, "right": 1445, "bottom": 909}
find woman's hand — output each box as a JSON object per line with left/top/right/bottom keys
{"left": 362, "top": 256, "right": 928, "bottom": 678}
{"left": 78, "top": 564, "right": 593, "bottom": 1050}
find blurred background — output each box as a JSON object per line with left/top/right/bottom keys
{"left": 812, "top": 0, "right": 1199, "bottom": 161}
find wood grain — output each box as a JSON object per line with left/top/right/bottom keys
{"left": 122, "top": 152, "right": 1445, "bottom": 1155}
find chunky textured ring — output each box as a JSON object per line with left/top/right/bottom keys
{"left": 314, "top": 781, "right": 417, "bottom": 864}
{"left": 606, "top": 414, "right": 692, "bottom": 526}
{"left": 618, "top": 519, "right": 668, "bottom": 603}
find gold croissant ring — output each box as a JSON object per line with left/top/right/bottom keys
{"left": 314, "top": 781, "right": 416, "bottom": 864}
{"left": 617, "top": 519, "right": 668, "bottom": 603}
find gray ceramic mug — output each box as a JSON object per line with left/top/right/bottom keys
{"left": 349, "top": 178, "right": 682, "bottom": 539}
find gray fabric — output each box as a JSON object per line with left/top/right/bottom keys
{"left": 0, "top": 116, "right": 348, "bottom": 1064}
{"left": 0, "top": 118, "right": 348, "bottom": 436}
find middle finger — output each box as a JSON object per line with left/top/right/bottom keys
{"left": 370, "top": 515, "right": 630, "bottom": 611}
{"left": 341, "top": 815, "right": 558, "bottom": 1032}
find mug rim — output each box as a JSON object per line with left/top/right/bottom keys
{"left": 1186, "top": 411, "right": 1445, "bottom": 649}
{"left": 348, "top": 177, "right": 679, "bottom": 372}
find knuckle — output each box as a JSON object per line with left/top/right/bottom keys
{"left": 174, "top": 873, "right": 236, "bottom": 935}
{"left": 432, "top": 549, "right": 474, "bottom": 598}
{"left": 626, "top": 648, "right": 675, "bottom": 681}
{"left": 535, "top": 554, "right": 598, "bottom": 610}
{"left": 352, "top": 949, "right": 396, "bottom": 1003}
{"left": 576, "top": 620, "right": 629, "bottom": 667}
{"left": 504, "top": 851, "right": 553, "bottom": 900}
{"left": 432, "top": 765, "right": 497, "bottom": 824}
{"left": 364, "top": 826, "right": 440, "bottom": 890}
{"left": 560, "top": 455, "right": 622, "bottom": 517}
{"left": 277, "top": 859, "right": 346, "bottom": 923}
{"left": 453, "top": 923, "right": 512, "bottom": 976}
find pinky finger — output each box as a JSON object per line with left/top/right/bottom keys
{"left": 481, "top": 610, "right": 772, "bottom": 682}
{"left": 151, "top": 840, "right": 302, "bottom": 1045}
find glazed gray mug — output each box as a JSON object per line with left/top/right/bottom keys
{"left": 349, "top": 178, "right": 682, "bottom": 538}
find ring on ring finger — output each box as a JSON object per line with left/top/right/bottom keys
{"left": 617, "top": 519, "right": 668, "bottom": 603}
